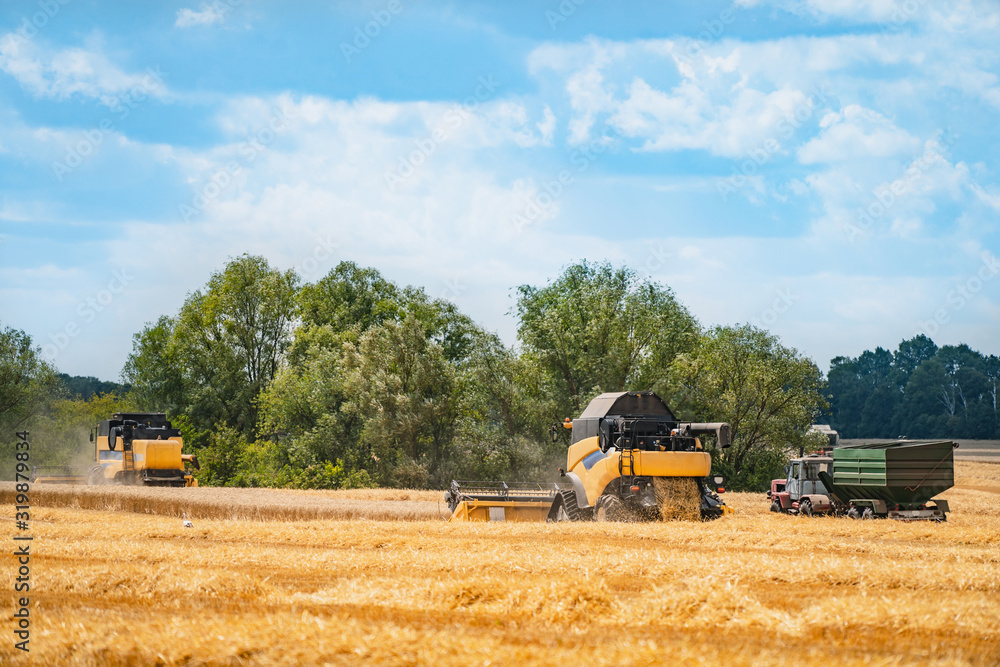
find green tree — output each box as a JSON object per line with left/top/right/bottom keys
{"left": 893, "top": 334, "right": 939, "bottom": 377}
{"left": 671, "top": 325, "right": 827, "bottom": 490}
{"left": 257, "top": 333, "right": 364, "bottom": 473}
{"left": 342, "top": 314, "right": 458, "bottom": 487}
{"left": 292, "top": 262, "right": 477, "bottom": 365}
{"left": 827, "top": 335, "right": 940, "bottom": 438}
{"left": 898, "top": 358, "right": 950, "bottom": 437}
{"left": 298, "top": 261, "right": 402, "bottom": 334}
{"left": 121, "top": 316, "right": 185, "bottom": 412}
{"left": 516, "top": 261, "right": 699, "bottom": 415}
{"left": 0, "top": 324, "right": 60, "bottom": 439}
{"left": 451, "top": 333, "right": 559, "bottom": 482}
{"left": 123, "top": 255, "right": 299, "bottom": 436}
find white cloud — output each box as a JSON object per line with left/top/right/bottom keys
{"left": 537, "top": 105, "right": 556, "bottom": 145}
{"left": 797, "top": 105, "right": 920, "bottom": 164}
{"left": 612, "top": 78, "right": 811, "bottom": 157}
{"left": 175, "top": 6, "right": 227, "bottom": 28}
{"left": 83, "top": 94, "right": 579, "bottom": 312}
{"left": 0, "top": 34, "right": 166, "bottom": 106}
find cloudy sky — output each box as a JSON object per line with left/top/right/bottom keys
{"left": 1, "top": 0, "right": 998, "bottom": 380}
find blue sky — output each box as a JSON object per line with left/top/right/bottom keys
{"left": 1, "top": 0, "right": 998, "bottom": 380}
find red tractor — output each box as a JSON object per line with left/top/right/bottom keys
{"left": 768, "top": 452, "right": 836, "bottom": 516}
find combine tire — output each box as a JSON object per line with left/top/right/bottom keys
{"left": 87, "top": 466, "right": 104, "bottom": 486}
{"left": 594, "top": 494, "right": 626, "bottom": 522}
{"left": 800, "top": 498, "right": 813, "bottom": 517}
{"left": 547, "top": 490, "right": 583, "bottom": 522}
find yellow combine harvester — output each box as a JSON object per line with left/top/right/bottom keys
{"left": 33, "top": 412, "right": 199, "bottom": 487}
{"left": 446, "top": 391, "right": 732, "bottom": 522}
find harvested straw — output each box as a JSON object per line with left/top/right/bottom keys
{"left": 653, "top": 476, "right": 702, "bottom": 521}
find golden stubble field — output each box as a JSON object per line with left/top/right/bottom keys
{"left": 2, "top": 462, "right": 999, "bottom": 666}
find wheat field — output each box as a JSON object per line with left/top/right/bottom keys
{"left": 2, "top": 462, "right": 999, "bottom": 666}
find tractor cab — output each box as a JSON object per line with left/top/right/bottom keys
{"left": 784, "top": 456, "right": 831, "bottom": 498}
{"left": 768, "top": 453, "right": 834, "bottom": 515}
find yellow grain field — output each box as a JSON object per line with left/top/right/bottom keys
{"left": 2, "top": 462, "right": 999, "bottom": 666}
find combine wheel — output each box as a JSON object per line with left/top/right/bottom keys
{"left": 87, "top": 466, "right": 104, "bottom": 486}
{"left": 769, "top": 501, "right": 782, "bottom": 513}
{"left": 594, "top": 494, "right": 626, "bottom": 522}
{"left": 547, "top": 491, "right": 582, "bottom": 522}
{"left": 800, "top": 498, "right": 813, "bottom": 517}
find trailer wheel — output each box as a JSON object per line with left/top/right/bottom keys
{"left": 800, "top": 498, "right": 813, "bottom": 517}
{"left": 769, "top": 501, "right": 782, "bottom": 513}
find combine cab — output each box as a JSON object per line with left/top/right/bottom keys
{"left": 447, "top": 391, "right": 732, "bottom": 522}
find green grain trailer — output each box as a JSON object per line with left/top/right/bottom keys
{"left": 818, "top": 440, "right": 956, "bottom": 521}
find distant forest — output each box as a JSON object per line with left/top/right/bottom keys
{"left": 59, "top": 374, "right": 130, "bottom": 401}
{"left": 826, "top": 336, "right": 999, "bottom": 440}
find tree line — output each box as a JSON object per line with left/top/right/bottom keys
{"left": 826, "top": 336, "right": 999, "bottom": 439}
{"left": 4, "top": 256, "right": 833, "bottom": 490}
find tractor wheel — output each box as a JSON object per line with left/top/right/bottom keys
{"left": 847, "top": 507, "right": 861, "bottom": 520}
{"left": 594, "top": 494, "right": 626, "bottom": 522}
{"left": 800, "top": 498, "right": 813, "bottom": 517}
{"left": 770, "top": 500, "right": 782, "bottom": 513}
{"left": 862, "top": 508, "right": 875, "bottom": 520}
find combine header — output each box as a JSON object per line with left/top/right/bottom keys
{"left": 446, "top": 391, "right": 732, "bottom": 522}
{"left": 446, "top": 481, "right": 568, "bottom": 522}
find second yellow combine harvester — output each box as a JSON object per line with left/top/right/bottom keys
{"left": 446, "top": 391, "right": 732, "bottom": 522}
{"left": 32, "top": 412, "right": 199, "bottom": 487}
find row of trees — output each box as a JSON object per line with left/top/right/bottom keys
{"left": 3, "top": 256, "right": 829, "bottom": 490}
{"left": 826, "top": 336, "right": 999, "bottom": 439}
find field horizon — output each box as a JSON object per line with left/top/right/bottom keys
{"left": 2, "top": 461, "right": 998, "bottom": 665}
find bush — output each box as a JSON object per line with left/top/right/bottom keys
{"left": 288, "top": 461, "right": 375, "bottom": 489}
{"left": 388, "top": 458, "right": 430, "bottom": 489}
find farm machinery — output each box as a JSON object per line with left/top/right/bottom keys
{"left": 768, "top": 440, "right": 955, "bottom": 521}
{"left": 445, "top": 391, "right": 732, "bottom": 522}
{"left": 32, "top": 412, "right": 199, "bottom": 488}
